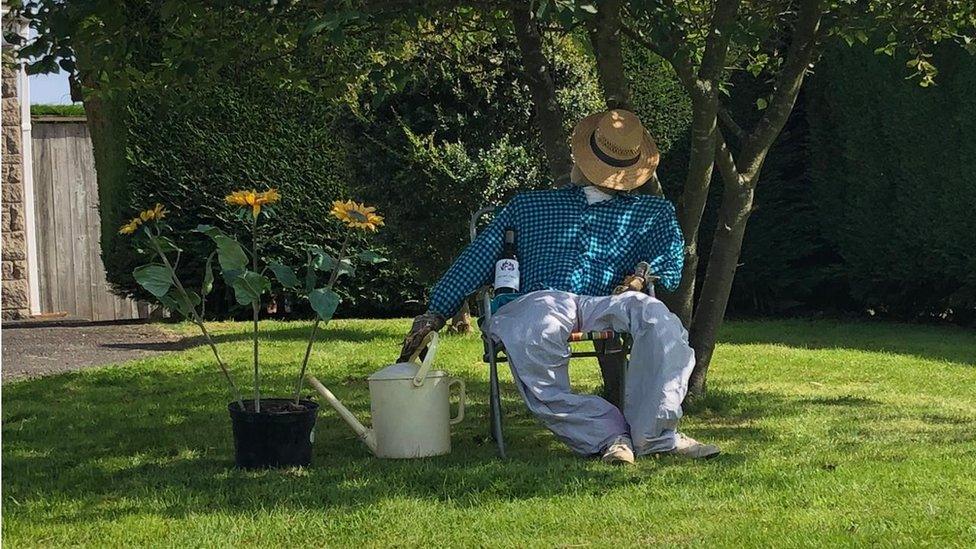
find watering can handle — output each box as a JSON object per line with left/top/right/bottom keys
{"left": 448, "top": 377, "right": 465, "bottom": 425}
{"left": 410, "top": 331, "right": 439, "bottom": 387}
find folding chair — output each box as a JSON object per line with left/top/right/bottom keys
{"left": 469, "top": 205, "right": 650, "bottom": 458}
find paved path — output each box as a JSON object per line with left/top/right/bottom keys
{"left": 2, "top": 322, "right": 184, "bottom": 382}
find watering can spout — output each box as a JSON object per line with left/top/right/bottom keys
{"left": 306, "top": 375, "right": 378, "bottom": 454}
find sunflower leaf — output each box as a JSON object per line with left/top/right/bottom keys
{"left": 311, "top": 250, "right": 338, "bottom": 272}
{"left": 268, "top": 263, "right": 300, "bottom": 289}
{"left": 230, "top": 271, "right": 270, "bottom": 306}
{"left": 133, "top": 264, "right": 173, "bottom": 298}
{"left": 309, "top": 288, "right": 340, "bottom": 322}
{"left": 202, "top": 252, "right": 216, "bottom": 296}
{"left": 356, "top": 251, "right": 387, "bottom": 264}
{"left": 160, "top": 289, "right": 200, "bottom": 318}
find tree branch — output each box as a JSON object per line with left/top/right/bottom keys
{"left": 510, "top": 2, "right": 572, "bottom": 183}
{"left": 740, "top": 0, "right": 823, "bottom": 175}
{"left": 699, "top": 0, "right": 741, "bottom": 81}
{"left": 587, "top": 0, "right": 632, "bottom": 111}
{"left": 618, "top": 23, "right": 698, "bottom": 98}
{"left": 713, "top": 129, "right": 741, "bottom": 187}
{"left": 718, "top": 106, "right": 745, "bottom": 140}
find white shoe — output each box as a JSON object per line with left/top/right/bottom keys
{"left": 601, "top": 435, "right": 635, "bottom": 465}
{"left": 663, "top": 433, "right": 720, "bottom": 459}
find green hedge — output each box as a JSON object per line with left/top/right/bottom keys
{"left": 356, "top": 35, "right": 605, "bottom": 287}
{"left": 31, "top": 104, "right": 86, "bottom": 116}
{"left": 806, "top": 43, "right": 976, "bottom": 319}
{"left": 96, "top": 29, "right": 974, "bottom": 322}
{"left": 104, "top": 77, "right": 427, "bottom": 317}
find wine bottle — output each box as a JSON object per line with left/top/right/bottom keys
{"left": 494, "top": 228, "right": 520, "bottom": 294}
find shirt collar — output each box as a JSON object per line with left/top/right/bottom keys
{"left": 565, "top": 184, "right": 637, "bottom": 203}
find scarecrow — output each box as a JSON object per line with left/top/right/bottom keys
{"left": 399, "top": 110, "right": 719, "bottom": 464}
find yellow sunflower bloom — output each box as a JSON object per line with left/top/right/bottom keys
{"left": 330, "top": 200, "right": 384, "bottom": 231}
{"left": 136, "top": 203, "right": 168, "bottom": 223}
{"left": 226, "top": 188, "right": 280, "bottom": 217}
{"left": 150, "top": 203, "right": 167, "bottom": 221}
{"left": 118, "top": 218, "right": 142, "bottom": 235}
{"left": 258, "top": 188, "right": 280, "bottom": 205}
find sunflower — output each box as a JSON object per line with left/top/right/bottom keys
{"left": 330, "top": 200, "right": 384, "bottom": 231}
{"left": 138, "top": 203, "right": 168, "bottom": 222}
{"left": 226, "top": 188, "right": 280, "bottom": 217}
{"left": 118, "top": 218, "right": 142, "bottom": 235}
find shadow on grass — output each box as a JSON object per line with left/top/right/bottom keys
{"left": 3, "top": 365, "right": 707, "bottom": 526}
{"left": 5, "top": 357, "right": 974, "bottom": 529}
{"left": 100, "top": 325, "right": 399, "bottom": 353}
{"left": 718, "top": 319, "right": 976, "bottom": 366}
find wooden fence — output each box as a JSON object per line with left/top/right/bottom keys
{"left": 31, "top": 117, "right": 148, "bottom": 321}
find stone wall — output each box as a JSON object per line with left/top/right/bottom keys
{"left": 2, "top": 52, "right": 30, "bottom": 320}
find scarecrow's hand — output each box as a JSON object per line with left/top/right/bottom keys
{"left": 398, "top": 312, "right": 446, "bottom": 363}
{"left": 613, "top": 274, "right": 645, "bottom": 295}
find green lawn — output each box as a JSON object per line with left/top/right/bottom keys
{"left": 3, "top": 319, "right": 975, "bottom": 547}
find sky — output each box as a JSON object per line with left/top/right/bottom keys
{"left": 29, "top": 71, "right": 75, "bottom": 105}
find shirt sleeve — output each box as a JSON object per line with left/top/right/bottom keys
{"left": 427, "top": 198, "right": 519, "bottom": 318}
{"left": 646, "top": 201, "right": 685, "bottom": 293}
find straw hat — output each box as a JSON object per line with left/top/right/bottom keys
{"left": 570, "top": 109, "right": 660, "bottom": 191}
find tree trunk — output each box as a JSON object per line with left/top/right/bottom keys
{"left": 684, "top": 0, "right": 822, "bottom": 400}
{"left": 687, "top": 180, "right": 755, "bottom": 400}
{"left": 667, "top": 93, "right": 720, "bottom": 326}
{"left": 447, "top": 300, "right": 472, "bottom": 335}
{"left": 587, "top": 0, "right": 631, "bottom": 111}
{"left": 511, "top": 4, "right": 572, "bottom": 183}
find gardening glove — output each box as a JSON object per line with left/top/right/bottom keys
{"left": 612, "top": 262, "right": 659, "bottom": 295}
{"left": 398, "top": 311, "right": 446, "bottom": 363}
{"left": 613, "top": 274, "right": 646, "bottom": 295}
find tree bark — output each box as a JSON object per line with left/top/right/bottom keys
{"left": 668, "top": 91, "right": 719, "bottom": 326}
{"left": 657, "top": 0, "right": 741, "bottom": 327}
{"left": 586, "top": 0, "right": 665, "bottom": 199}
{"left": 511, "top": 4, "right": 572, "bottom": 184}
{"left": 687, "top": 173, "right": 754, "bottom": 399}
{"left": 587, "top": 0, "right": 631, "bottom": 111}
{"left": 595, "top": 338, "right": 625, "bottom": 408}
{"left": 684, "top": 0, "right": 823, "bottom": 401}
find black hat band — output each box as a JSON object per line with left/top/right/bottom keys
{"left": 590, "top": 131, "right": 641, "bottom": 168}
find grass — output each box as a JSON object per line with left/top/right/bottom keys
{"left": 3, "top": 319, "right": 975, "bottom": 547}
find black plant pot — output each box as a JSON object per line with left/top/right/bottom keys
{"left": 228, "top": 398, "right": 319, "bottom": 469}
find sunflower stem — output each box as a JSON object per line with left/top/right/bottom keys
{"left": 292, "top": 233, "right": 351, "bottom": 404}
{"left": 251, "top": 212, "right": 261, "bottom": 414}
{"left": 146, "top": 227, "right": 245, "bottom": 410}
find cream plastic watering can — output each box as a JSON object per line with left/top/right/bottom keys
{"left": 306, "top": 332, "right": 465, "bottom": 458}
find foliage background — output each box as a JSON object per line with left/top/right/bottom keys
{"left": 93, "top": 25, "right": 975, "bottom": 321}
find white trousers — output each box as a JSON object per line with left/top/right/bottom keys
{"left": 488, "top": 290, "right": 696, "bottom": 456}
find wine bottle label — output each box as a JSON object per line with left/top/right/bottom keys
{"left": 494, "top": 259, "right": 520, "bottom": 291}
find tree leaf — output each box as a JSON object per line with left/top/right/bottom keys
{"left": 268, "top": 263, "right": 300, "bottom": 289}
{"left": 133, "top": 264, "right": 173, "bottom": 298}
{"left": 356, "top": 250, "right": 387, "bottom": 264}
{"left": 756, "top": 97, "right": 768, "bottom": 110}
{"left": 230, "top": 271, "right": 270, "bottom": 306}
{"left": 308, "top": 288, "right": 340, "bottom": 322}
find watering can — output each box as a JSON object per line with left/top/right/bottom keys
{"left": 306, "top": 332, "right": 465, "bottom": 458}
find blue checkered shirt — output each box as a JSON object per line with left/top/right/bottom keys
{"left": 427, "top": 186, "right": 685, "bottom": 318}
